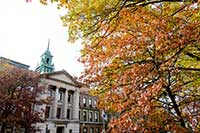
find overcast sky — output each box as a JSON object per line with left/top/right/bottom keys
{"left": 0, "top": 0, "right": 83, "bottom": 77}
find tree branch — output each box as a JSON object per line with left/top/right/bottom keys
{"left": 164, "top": 70, "right": 186, "bottom": 128}
{"left": 186, "top": 52, "right": 200, "bottom": 61}
{"left": 177, "top": 67, "right": 200, "bottom": 71}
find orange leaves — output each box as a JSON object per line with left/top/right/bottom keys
{"left": 82, "top": 4, "right": 200, "bottom": 131}
{"left": 41, "top": 0, "right": 200, "bottom": 132}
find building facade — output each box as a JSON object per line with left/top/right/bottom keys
{"left": 0, "top": 56, "right": 30, "bottom": 69}
{"left": 79, "top": 87, "right": 103, "bottom": 133}
{"left": 35, "top": 70, "right": 81, "bottom": 133}
{"left": 0, "top": 41, "right": 103, "bottom": 133}
{"left": 34, "top": 42, "right": 103, "bottom": 133}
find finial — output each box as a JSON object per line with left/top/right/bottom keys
{"left": 47, "top": 39, "right": 50, "bottom": 50}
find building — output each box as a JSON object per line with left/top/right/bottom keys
{"left": 0, "top": 56, "right": 29, "bottom": 69}
{"left": 35, "top": 40, "right": 54, "bottom": 73}
{"left": 0, "top": 41, "right": 103, "bottom": 133}
{"left": 79, "top": 87, "right": 103, "bottom": 133}
{"left": 34, "top": 42, "right": 103, "bottom": 133}
{"left": 36, "top": 70, "right": 81, "bottom": 133}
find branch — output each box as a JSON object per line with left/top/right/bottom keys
{"left": 164, "top": 70, "right": 186, "bottom": 128}
{"left": 177, "top": 67, "right": 200, "bottom": 71}
{"left": 170, "top": 4, "right": 188, "bottom": 16}
{"left": 186, "top": 52, "right": 200, "bottom": 61}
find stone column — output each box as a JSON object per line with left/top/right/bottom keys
{"left": 72, "top": 90, "right": 79, "bottom": 120}
{"left": 62, "top": 89, "right": 68, "bottom": 119}
{"left": 51, "top": 87, "right": 58, "bottom": 119}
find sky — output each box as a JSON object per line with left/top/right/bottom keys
{"left": 0, "top": 0, "right": 84, "bottom": 77}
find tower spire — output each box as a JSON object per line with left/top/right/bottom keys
{"left": 47, "top": 39, "right": 50, "bottom": 50}
{"left": 35, "top": 39, "right": 54, "bottom": 73}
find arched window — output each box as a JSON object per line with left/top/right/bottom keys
{"left": 46, "top": 58, "right": 49, "bottom": 64}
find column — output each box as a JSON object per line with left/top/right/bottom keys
{"left": 72, "top": 90, "right": 79, "bottom": 120}
{"left": 62, "top": 89, "right": 68, "bottom": 119}
{"left": 51, "top": 87, "right": 58, "bottom": 119}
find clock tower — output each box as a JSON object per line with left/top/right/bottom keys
{"left": 35, "top": 40, "right": 54, "bottom": 73}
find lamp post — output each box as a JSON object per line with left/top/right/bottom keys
{"left": 45, "top": 123, "right": 48, "bottom": 133}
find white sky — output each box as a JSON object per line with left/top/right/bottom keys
{"left": 0, "top": 0, "right": 84, "bottom": 77}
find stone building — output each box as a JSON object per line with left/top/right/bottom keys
{"left": 0, "top": 56, "right": 29, "bottom": 69}
{"left": 34, "top": 42, "right": 79, "bottom": 133}
{"left": 79, "top": 87, "right": 103, "bottom": 133}
{"left": 34, "top": 42, "right": 103, "bottom": 133}
{"left": 35, "top": 70, "right": 81, "bottom": 133}
{"left": 0, "top": 42, "right": 103, "bottom": 133}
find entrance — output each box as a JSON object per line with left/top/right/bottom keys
{"left": 56, "top": 126, "right": 64, "bottom": 133}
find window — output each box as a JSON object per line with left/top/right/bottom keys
{"left": 83, "top": 97, "right": 87, "bottom": 107}
{"left": 68, "top": 93, "right": 72, "bottom": 103}
{"left": 95, "top": 112, "right": 99, "bottom": 122}
{"left": 47, "top": 89, "right": 53, "bottom": 98}
{"left": 67, "top": 109, "right": 71, "bottom": 119}
{"left": 89, "top": 112, "right": 93, "bottom": 122}
{"left": 79, "top": 97, "right": 81, "bottom": 105}
{"left": 46, "top": 58, "right": 49, "bottom": 64}
{"left": 5, "top": 127, "right": 13, "bottom": 133}
{"left": 83, "top": 127, "right": 87, "bottom": 133}
{"left": 57, "top": 90, "right": 63, "bottom": 101}
{"left": 83, "top": 111, "right": 87, "bottom": 121}
{"left": 95, "top": 128, "right": 99, "bottom": 133}
{"left": 79, "top": 111, "right": 80, "bottom": 120}
{"left": 45, "top": 106, "right": 50, "bottom": 118}
{"left": 89, "top": 98, "right": 92, "bottom": 107}
{"left": 69, "top": 129, "right": 72, "bottom": 133}
{"left": 94, "top": 100, "right": 97, "bottom": 107}
{"left": 56, "top": 107, "right": 61, "bottom": 119}
{"left": 90, "top": 128, "right": 94, "bottom": 133}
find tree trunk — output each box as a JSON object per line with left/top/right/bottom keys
{"left": 0, "top": 123, "right": 6, "bottom": 133}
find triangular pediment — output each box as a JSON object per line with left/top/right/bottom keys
{"left": 42, "top": 70, "right": 80, "bottom": 86}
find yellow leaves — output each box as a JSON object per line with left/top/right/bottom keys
{"left": 40, "top": 0, "right": 48, "bottom": 5}
{"left": 60, "top": 0, "right": 67, "bottom": 4}
{"left": 40, "top": 0, "right": 200, "bottom": 132}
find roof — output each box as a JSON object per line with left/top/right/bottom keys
{"left": 42, "top": 40, "right": 53, "bottom": 57}
{"left": 42, "top": 49, "right": 53, "bottom": 57}
{"left": 41, "top": 69, "right": 83, "bottom": 87}
{"left": 0, "top": 57, "right": 30, "bottom": 69}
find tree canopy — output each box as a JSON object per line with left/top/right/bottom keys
{"left": 0, "top": 64, "right": 46, "bottom": 133}
{"left": 41, "top": 0, "right": 200, "bottom": 132}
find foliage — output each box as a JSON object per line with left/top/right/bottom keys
{"left": 41, "top": 0, "right": 200, "bottom": 132}
{"left": 0, "top": 65, "right": 46, "bottom": 133}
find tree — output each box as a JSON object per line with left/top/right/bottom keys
{"left": 0, "top": 64, "right": 46, "bottom": 133}
{"left": 41, "top": 0, "right": 200, "bottom": 132}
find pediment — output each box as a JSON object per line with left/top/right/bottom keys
{"left": 43, "top": 70, "right": 79, "bottom": 86}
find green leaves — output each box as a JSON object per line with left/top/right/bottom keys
{"left": 41, "top": 0, "right": 200, "bottom": 132}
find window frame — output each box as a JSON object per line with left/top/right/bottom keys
{"left": 89, "top": 111, "right": 93, "bottom": 122}
{"left": 67, "top": 108, "right": 71, "bottom": 119}
{"left": 45, "top": 106, "right": 50, "bottom": 119}
{"left": 56, "top": 107, "right": 61, "bottom": 119}
{"left": 83, "top": 127, "right": 87, "bottom": 133}
{"left": 83, "top": 97, "right": 87, "bottom": 107}
{"left": 89, "top": 98, "right": 92, "bottom": 108}
{"left": 83, "top": 110, "right": 87, "bottom": 121}
{"left": 94, "top": 112, "right": 99, "bottom": 122}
